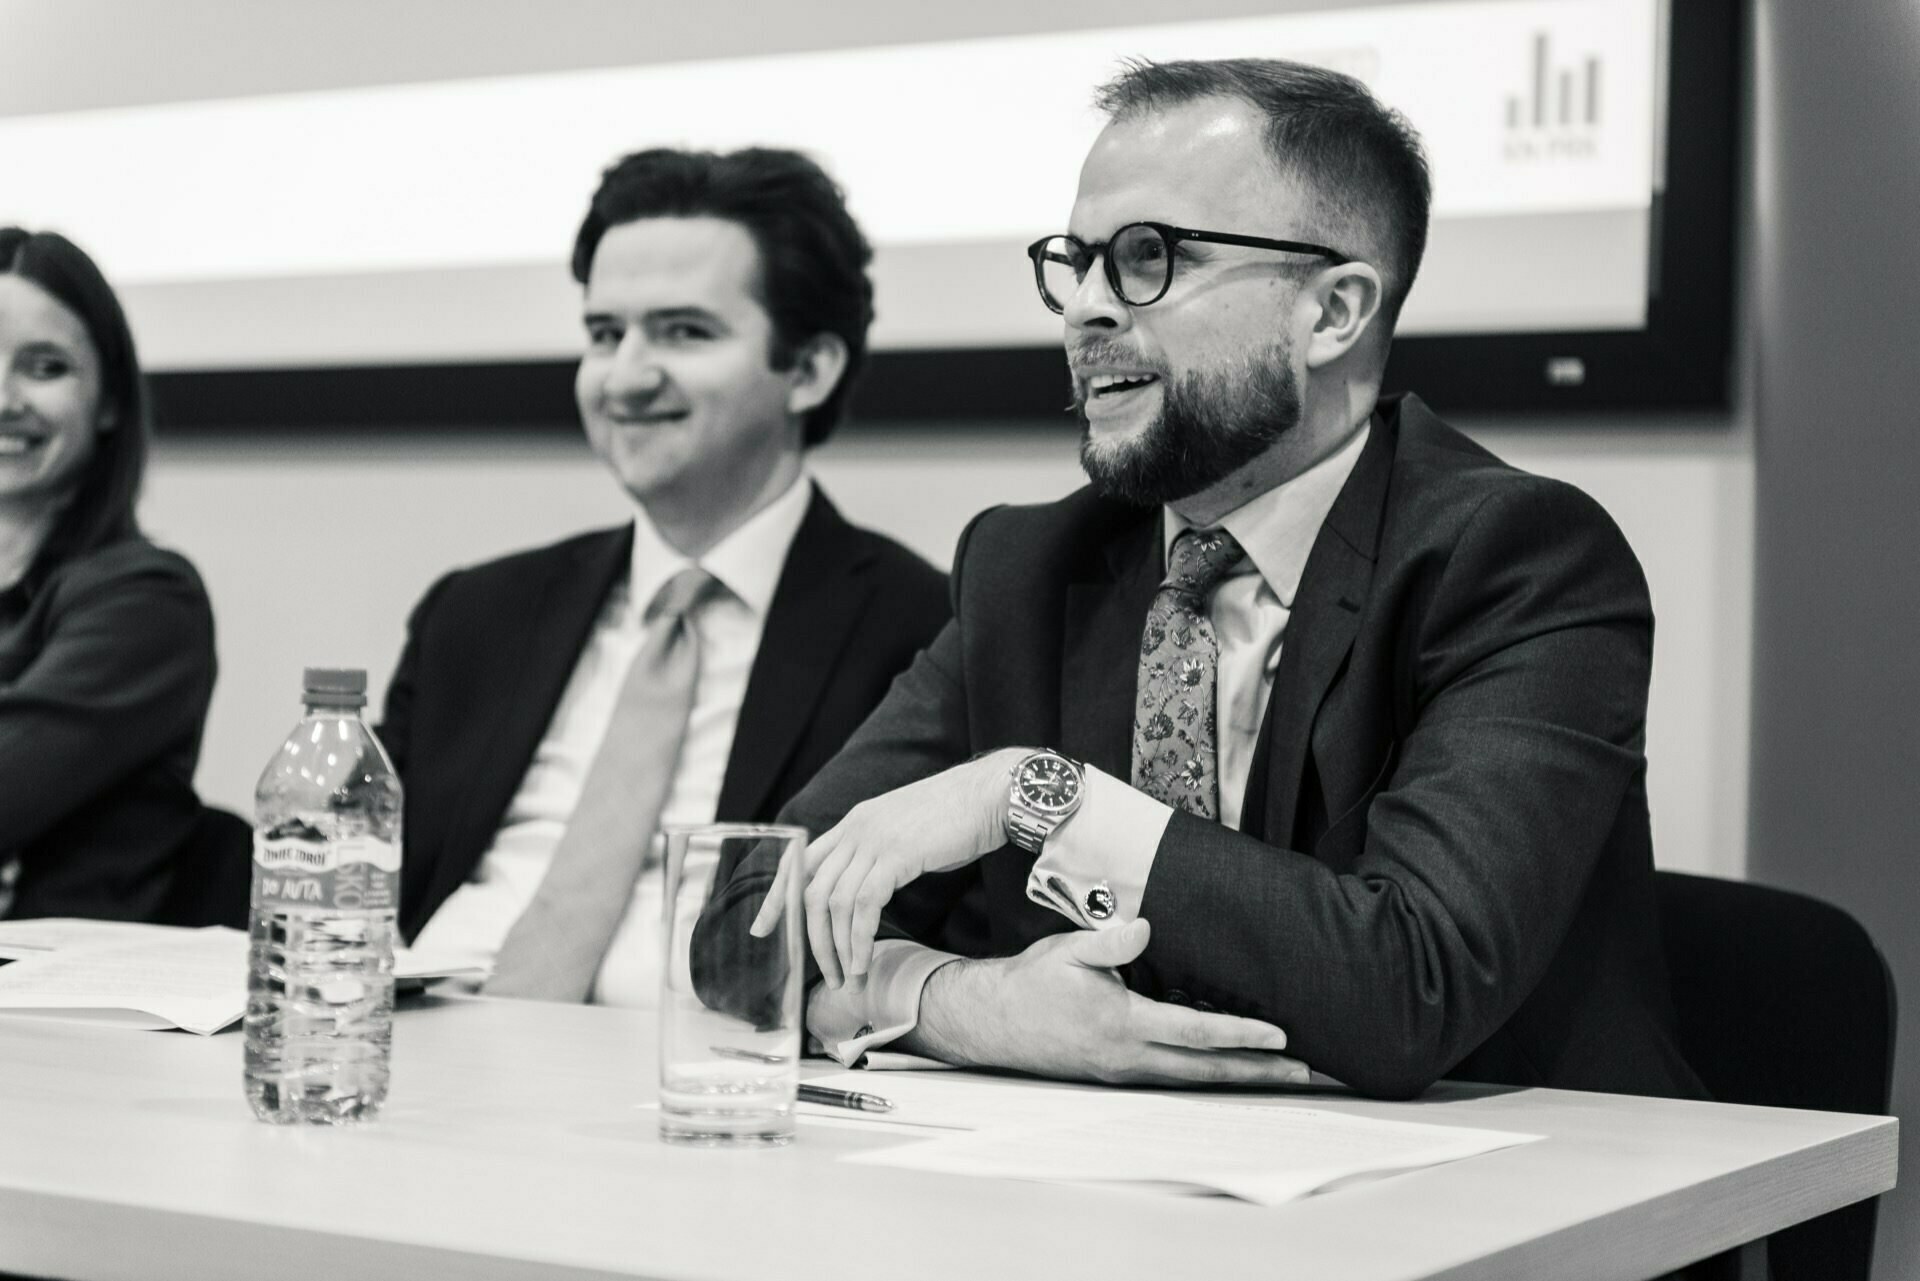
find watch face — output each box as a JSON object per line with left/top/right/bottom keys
{"left": 1018, "top": 754, "right": 1081, "bottom": 814}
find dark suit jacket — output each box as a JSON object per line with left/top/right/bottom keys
{"left": 0, "top": 537, "right": 217, "bottom": 922}
{"left": 379, "top": 485, "right": 949, "bottom": 943}
{"left": 707, "top": 395, "right": 1704, "bottom": 1102}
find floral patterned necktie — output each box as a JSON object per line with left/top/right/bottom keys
{"left": 1131, "top": 526, "right": 1246, "bottom": 819}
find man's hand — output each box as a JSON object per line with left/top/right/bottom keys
{"left": 906, "top": 920, "right": 1310, "bottom": 1087}
{"left": 750, "top": 749, "right": 1025, "bottom": 986}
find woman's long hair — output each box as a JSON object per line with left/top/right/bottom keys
{"left": 0, "top": 228, "right": 149, "bottom": 574}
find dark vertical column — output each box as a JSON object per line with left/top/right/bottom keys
{"left": 1584, "top": 55, "right": 1601, "bottom": 125}
{"left": 1750, "top": 1, "right": 1920, "bottom": 1277}
{"left": 1558, "top": 69, "right": 1573, "bottom": 126}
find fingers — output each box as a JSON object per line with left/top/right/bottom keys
{"left": 751, "top": 830, "right": 836, "bottom": 937}
{"left": 846, "top": 864, "right": 894, "bottom": 980}
{"left": 748, "top": 858, "right": 789, "bottom": 938}
{"left": 1124, "top": 1043, "right": 1312, "bottom": 1087}
{"left": 1062, "top": 917, "right": 1152, "bottom": 970}
{"left": 825, "top": 850, "right": 904, "bottom": 982}
{"left": 803, "top": 838, "right": 857, "bottom": 988}
{"left": 827, "top": 846, "right": 877, "bottom": 982}
{"left": 1126, "top": 992, "right": 1289, "bottom": 1053}
{"left": 779, "top": 820, "right": 909, "bottom": 986}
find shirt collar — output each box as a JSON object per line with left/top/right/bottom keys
{"left": 1164, "top": 423, "right": 1370, "bottom": 608}
{"left": 627, "top": 470, "right": 813, "bottom": 620}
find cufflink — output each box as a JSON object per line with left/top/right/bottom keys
{"left": 1084, "top": 883, "right": 1117, "bottom": 921}
{"left": 856, "top": 1024, "right": 874, "bottom": 1039}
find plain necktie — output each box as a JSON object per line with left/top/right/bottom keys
{"left": 1131, "top": 527, "right": 1246, "bottom": 820}
{"left": 486, "top": 567, "right": 717, "bottom": 1001}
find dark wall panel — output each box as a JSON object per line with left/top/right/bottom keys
{"left": 1748, "top": 2, "right": 1920, "bottom": 1277}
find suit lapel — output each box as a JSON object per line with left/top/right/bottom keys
{"left": 1060, "top": 509, "right": 1162, "bottom": 780}
{"left": 716, "top": 487, "right": 875, "bottom": 821}
{"left": 429, "top": 526, "right": 632, "bottom": 907}
{"left": 1256, "top": 411, "right": 1397, "bottom": 847}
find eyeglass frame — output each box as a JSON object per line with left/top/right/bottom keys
{"left": 1024, "top": 220, "right": 1352, "bottom": 314}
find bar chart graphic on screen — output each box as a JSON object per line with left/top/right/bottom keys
{"left": 1508, "top": 32, "right": 1604, "bottom": 130}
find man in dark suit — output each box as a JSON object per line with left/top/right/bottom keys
{"left": 704, "top": 59, "right": 1703, "bottom": 1102}
{"left": 380, "top": 147, "right": 947, "bottom": 1004}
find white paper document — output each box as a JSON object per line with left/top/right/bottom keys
{"left": 0, "top": 920, "right": 483, "bottom": 1035}
{"left": 0, "top": 927, "right": 251, "bottom": 1034}
{"left": 0, "top": 917, "right": 188, "bottom": 960}
{"left": 825, "top": 1072, "right": 1540, "bottom": 1205}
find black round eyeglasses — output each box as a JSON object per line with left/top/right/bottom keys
{"left": 1025, "top": 220, "right": 1349, "bottom": 313}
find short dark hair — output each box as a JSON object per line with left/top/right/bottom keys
{"left": 0, "top": 227, "right": 148, "bottom": 572}
{"left": 571, "top": 147, "right": 875, "bottom": 447}
{"left": 1095, "top": 58, "right": 1432, "bottom": 328}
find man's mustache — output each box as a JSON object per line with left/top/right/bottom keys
{"left": 1066, "top": 341, "right": 1164, "bottom": 376}
{"left": 1065, "top": 343, "right": 1168, "bottom": 411}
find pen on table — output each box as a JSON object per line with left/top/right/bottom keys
{"left": 705, "top": 1049, "right": 893, "bottom": 1112}
{"left": 710, "top": 1045, "right": 790, "bottom": 1065}
{"left": 797, "top": 1083, "right": 895, "bottom": 1113}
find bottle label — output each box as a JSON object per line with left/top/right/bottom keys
{"left": 252, "top": 829, "right": 401, "bottom": 912}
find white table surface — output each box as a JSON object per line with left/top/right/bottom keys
{"left": 0, "top": 994, "right": 1897, "bottom": 1281}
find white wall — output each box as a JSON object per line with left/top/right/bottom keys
{"left": 144, "top": 414, "right": 1753, "bottom": 881}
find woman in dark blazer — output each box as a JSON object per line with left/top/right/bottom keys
{"left": 0, "top": 228, "right": 215, "bottom": 921}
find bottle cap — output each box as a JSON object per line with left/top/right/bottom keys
{"left": 302, "top": 666, "right": 368, "bottom": 710}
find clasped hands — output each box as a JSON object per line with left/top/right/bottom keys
{"left": 750, "top": 750, "right": 1308, "bottom": 1086}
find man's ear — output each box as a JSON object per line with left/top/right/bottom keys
{"left": 1302, "top": 262, "right": 1385, "bottom": 370}
{"left": 786, "top": 333, "right": 851, "bottom": 418}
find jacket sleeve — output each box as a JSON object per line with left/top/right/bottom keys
{"left": 1132, "top": 480, "right": 1654, "bottom": 1099}
{"left": 0, "top": 554, "right": 216, "bottom": 847}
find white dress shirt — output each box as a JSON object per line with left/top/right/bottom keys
{"left": 411, "top": 473, "right": 813, "bottom": 1006}
{"left": 810, "top": 426, "right": 1370, "bottom": 1063}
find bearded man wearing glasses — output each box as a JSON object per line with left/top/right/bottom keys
{"left": 699, "top": 57, "right": 1705, "bottom": 1106}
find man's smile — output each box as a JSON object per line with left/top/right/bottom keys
{"left": 1077, "top": 368, "right": 1163, "bottom": 425}
{"left": 602, "top": 409, "right": 690, "bottom": 425}
{"left": 1088, "top": 372, "right": 1161, "bottom": 397}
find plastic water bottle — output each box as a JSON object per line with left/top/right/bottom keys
{"left": 244, "top": 667, "right": 404, "bottom": 1124}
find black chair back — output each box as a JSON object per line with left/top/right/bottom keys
{"left": 154, "top": 804, "right": 254, "bottom": 930}
{"left": 1657, "top": 871, "right": 1896, "bottom": 1281}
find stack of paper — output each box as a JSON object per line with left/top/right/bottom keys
{"left": 0, "top": 919, "right": 482, "bottom": 1034}
{"left": 805, "top": 1071, "right": 1540, "bottom": 1206}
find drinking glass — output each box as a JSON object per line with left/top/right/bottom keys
{"left": 657, "top": 823, "right": 805, "bottom": 1146}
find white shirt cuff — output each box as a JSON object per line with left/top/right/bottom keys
{"left": 1025, "top": 765, "right": 1171, "bottom": 929}
{"left": 804, "top": 938, "right": 960, "bottom": 1065}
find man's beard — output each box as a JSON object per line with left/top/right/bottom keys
{"left": 1075, "top": 342, "right": 1301, "bottom": 508}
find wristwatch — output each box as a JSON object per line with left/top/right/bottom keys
{"left": 1005, "top": 749, "right": 1086, "bottom": 853}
